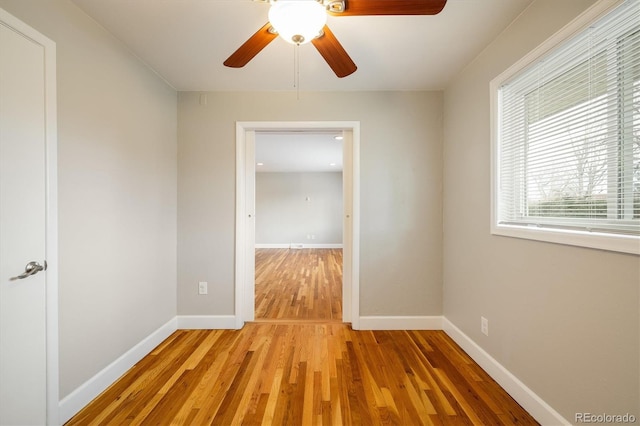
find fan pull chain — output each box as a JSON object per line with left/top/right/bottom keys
{"left": 293, "top": 44, "right": 300, "bottom": 100}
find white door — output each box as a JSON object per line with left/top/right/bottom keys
{"left": 0, "top": 9, "right": 58, "bottom": 425}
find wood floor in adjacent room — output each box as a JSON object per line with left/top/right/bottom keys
{"left": 255, "top": 248, "right": 343, "bottom": 322}
{"left": 65, "top": 249, "right": 538, "bottom": 425}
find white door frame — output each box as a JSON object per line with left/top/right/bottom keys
{"left": 235, "top": 121, "right": 360, "bottom": 329}
{"left": 0, "top": 8, "right": 59, "bottom": 425}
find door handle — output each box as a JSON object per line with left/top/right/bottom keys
{"left": 10, "top": 261, "right": 46, "bottom": 281}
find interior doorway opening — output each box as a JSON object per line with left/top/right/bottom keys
{"left": 235, "top": 121, "right": 360, "bottom": 329}
{"left": 253, "top": 131, "right": 345, "bottom": 321}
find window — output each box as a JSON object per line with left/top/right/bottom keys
{"left": 491, "top": 0, "right": 640, "bottom": 254}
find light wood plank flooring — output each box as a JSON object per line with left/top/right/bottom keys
{"left": 66, "top": 324, "right": 538, "bottom": 425}
{"left": 66, "top": 249, "right": 537, "bottom": 425}
{"left": 255, "top": 249, "right": 342, "bottom": 321}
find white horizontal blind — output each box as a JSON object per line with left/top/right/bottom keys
{"left": 497, "top": 0, "right": 639, "bottom": 236}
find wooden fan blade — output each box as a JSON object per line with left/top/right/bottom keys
{"left": 311, "top": 26, "right": 357, "bottom": 78}
{"left": 332, "top": 0, "right": 447, "bottom": 16}
{"left": 224, "top": 22, "right": 278, "bottom": 68}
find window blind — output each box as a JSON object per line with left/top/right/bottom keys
{"left": 497, "top": 0, "right": 640, "bottom": 236}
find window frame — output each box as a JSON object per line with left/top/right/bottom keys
{"left": 490, "top": 0, "right": 640, "bottom": 255}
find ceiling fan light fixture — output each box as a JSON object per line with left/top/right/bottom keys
{"left": 268, "top": 0, "right": 327, "bottom": 45}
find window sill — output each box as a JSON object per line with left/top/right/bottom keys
{"left": 491, "top": 223, "right": 640, "bottom": 255}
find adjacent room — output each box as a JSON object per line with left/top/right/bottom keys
{"left": 0, "top": 0, "right": 637, "bottom": 424}
{"left": 254, "top": 131, "right": 345, "bottom": 321}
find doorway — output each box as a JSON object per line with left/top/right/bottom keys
{"left": 235, "top": 121, "right": 360, "bottom": 329}
{"left": 254, "top": 131, "right": 344, "bottom": 321}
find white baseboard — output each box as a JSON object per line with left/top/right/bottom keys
{"left": 255, "top": 243, "right": 343, "bottom": 249}
{"left": 58, "top": 317, "right": 178, "bottom": 424}
{"left": 358, "top": 315, "right": 443, "bottom": 330}
{"left": 442, "top": 318, "right": 569, "bottom": 425}
{"left": 177, "top": 315, "right": 238, "bottom": 329}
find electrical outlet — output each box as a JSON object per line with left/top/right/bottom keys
{"left": 481, "top": 316, "right": 489, "bottom": 336}
{"left": 198, "top": 281, "right": 208, "bottom": 295}
{"left": 311, "top": 234, "right": 316, "bottom": 240}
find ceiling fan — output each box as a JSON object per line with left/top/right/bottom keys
{"left": 223, "top": 0, "right": 447, "bottom": 78}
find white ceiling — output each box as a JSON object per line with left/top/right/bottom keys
{"left": 256, "top": 132, "right": 343, "bottom": 172}
{"left": 70, "top": 0, "right": 533, "bottom": 92}
{"left": 69, "top": 0, "right": 533, "bottom": 171}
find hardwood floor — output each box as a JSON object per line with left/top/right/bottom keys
{"left": 255, "top": 249, "right": 342, "bottom": 321}
{"left": 65, "top": 324, "right": 538, "bottom": 425}
{"left": 65, "top": 250, "right": 538, "bottom": 425}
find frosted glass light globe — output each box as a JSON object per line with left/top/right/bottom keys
{"left": 268, "top": 0, "right": 327, "bottom": 45}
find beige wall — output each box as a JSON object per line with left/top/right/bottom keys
{"left": 256, "top": 172, "right": 343, "bottom": 245}
{"left": 178, "top": 91, "right": 443, "bottom": 316}
{"left": 443, "top": 0, "right": 639, "bottom": 420}
{"left": 0, "top": 0, "right": 178, "bottom": 398}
